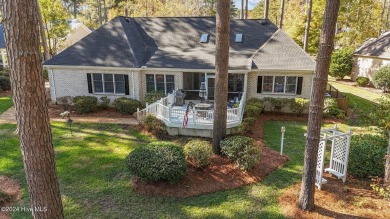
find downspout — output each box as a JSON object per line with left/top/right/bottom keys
{"left": 132, "top": 72, "right": 135, "bottom": 99}
{"left": 50, "top": 68, "right": 57, "bottom": 102}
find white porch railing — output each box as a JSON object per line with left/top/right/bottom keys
{"left": 137, "top": 90, "right": 246, "bottom": 129}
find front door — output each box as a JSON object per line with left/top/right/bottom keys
{"left": 206, "top": 77, "right": 215, "bottom": 100}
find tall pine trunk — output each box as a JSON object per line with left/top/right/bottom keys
{"left": 303, "top": 0, "right": 313, "bottom": 52}
{"left": 298, "top": 0, "right": 341, "bottom": 211}
{"left": 73, "top": 0, "right": 77, "bottom": 18}
{"left": 385, "top": 131, "right": 390, "bottom": 184}
{"left": 279, "top": 0, "right": 285, "bottom": 29}
{"left": 245, "top": 0, "right": 248, "bottom": 19}
{"left": 241, "top": 0, "right": 244, "bottom": 19}
{"left": 213, "top": 0, "right": 230, "bottom": 154}
{"left": 37, "top": 1, "right": 50, "bottom": 61}
{"left": 1, "top": 0, "right": 64, "bottom": 218}
{"left": 264, "top": 0, "right": 269, "bottom": 19}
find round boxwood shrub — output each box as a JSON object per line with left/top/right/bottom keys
{"left": 73, "top": 96, "right": 98, "bottom": 114}
{"left": 0, "top": 76, "right": 11, "bottom": 91}
{"left": 246, "top": 98, "right": 264, "bottom": 110}
{"left": 113, "top": 97, "right": 142, "bottom": 115}
{"left": 220, "top": 136, "right": 261, "bottom": 171}
{"left": 184, "top": 140, "right": 213, "bottom": 168}
{"left": 348, "top": 134, "right": 387, "bottom": 178}
{"left": 355, "top": 77, "right": 370, "bottom": 87}
{"left": 373, "top": 65, "right": 390, "bottom": 91}
{"left": 144, "top": 114, "right": 167, "bottom": 139}
{"left": 290, "top": 98, "right": 309, "bottom": 116}
{"left": 126, "top": 142, "right": 187, "bottom": 183}
{"left": 244, "top": 105, "right": 262, "bottom": 118}
{"left": 144, "top": 90, "right": 166, "bottom": 104}
{"left": 323, "top": 98, "right": 345, "bottom": 118}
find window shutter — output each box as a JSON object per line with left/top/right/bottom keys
{"left": 124, "top": 75, "right": 130, "bottom": 95}
{"left": 87, "top": 73, "right": 93, "bottom": 93}
{"left": 296, "top": 77, "right": 303, "bottom": 95}
{"left": 257, "top": 76, "right": 263, "bottom": 93}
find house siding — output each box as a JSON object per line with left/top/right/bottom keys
{"left": 48, "top": 68, "right": 140, "bottom": 102}
{"left": 351, "top": 56, "right": 390, "bottom": 81}
{"left": 246, "top": 71, "right": 314, "bottom": 100}
{"left": 139, "top": 71, "right": 183, "bottom": 100}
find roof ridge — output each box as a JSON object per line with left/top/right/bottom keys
{"left": 118, "top": 18, "right": 141, "bottom": 67}
{"left": 247, "top": 29, "right": 281, "bottom": 69}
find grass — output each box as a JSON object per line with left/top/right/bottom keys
{"left": 0, "top": 120, "right": 377, "bottom": 218}
{"left": 0, "top": 96, "right": 13, "bottom": 115}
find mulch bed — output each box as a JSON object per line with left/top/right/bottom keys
{"left": 132, "top": 142, "right": 289, "bottom": 197}
{"left": 279, "top": 173, "right": 390, "bottom": 219}
{"left": 0, "top": 176, "right": 21, "bottom": 219}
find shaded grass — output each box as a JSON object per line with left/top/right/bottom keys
{"left": 0, "top": 121, "right": 376, "bottom": 218}
{"left": 0, "top": 96, "right": 13, "bottom": 115}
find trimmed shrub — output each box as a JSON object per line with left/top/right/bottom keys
{"left": 349, "top": 134, "right": 387, "bottom": 178}
{"left": 125, "top": 142, "right": 187, "bottom": 183}
{"left": 56, "top": 96, "right": 74, "bottom": 110}
{"left": 184, "top": 140, "right": 213, "bottom": 168}
{"left": 113, "top": 97, "right": 142, "bottom": 115}
{"left": 329, "top": 48, "right": 353, "bottom": 79}
{"left": 144, "top": 114, "right": 167, "bottom": 139}
{"left": 246, "top": 98, "right": 265, "bottom": 110}
{"left": 42, "top": 68, "right": 49, "bottom": 80}
{"left": 373, "top": 65, "right": 390, "bottom": 91}
{"left": 323, "top": 98, "right": 345, "bottom": 118}
{"left": 144, "top": 90, "right": 166, "bottom": 104}
{"left": 99, "top": 96, "right": 110, "bottom": 109}
{"left": 74, "top": 96, "right": 98, "bottom": 114}
{"left": 290, "top": 98, "right": 309, "bottom": 116}
{"left": 244, "top": 105, "right": 262, "bottom": 118}
{"left": 238, "top": 117, "right": 257, "bottom": 134}
{"left": 220, "top": 136, "right": 261, "bottom": 171}
{"left": 355, "top": 77, "right": 370, "bottom": 87}
{"left": 0, "top": 76, "right": 11, "bottom": 91}
{"left": 265, "top": 98, "right": 290, "bottom": 113}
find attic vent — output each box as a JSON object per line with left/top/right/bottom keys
{"left": 125, "top": 18, "right": 131, "bottom": 23}
{"left": 260, "top": 20, "right": 268, "bottom": 25}
{"left": 235, "top": 33, "right": 243, "bottom": 43}
{"left": 200, "top": 34, "right": 209, "bottom": 43}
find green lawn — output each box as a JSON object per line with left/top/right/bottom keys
{"left": 0, "top": 121, "right": 373, "bottom": 218}
{"left": 0, "top": 96, "right": 13, "bottom": 115}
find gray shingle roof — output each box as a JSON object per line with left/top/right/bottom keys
{"left": 0, "top": 25, "right": 6, "bottom": 49}
{"left": 44, "top": 16, "right": 315, "bottom": 71}
{"left": 354, "top": 31, "right": 390, "bottom": 59}
{"left": 251, "top": 30, "right": 316, "bottom": 70}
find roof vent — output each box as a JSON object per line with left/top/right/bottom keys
{"left": 125, "top": 18, "right": 131, "bottom": 23}
{"left": 260, "top": 20, "right": 268, "bottom": 25}
{"left": 235, "top": 33, "right": 243, "bottom": 43}
{"left": 200, "top": 34, "right": 209, "bottom": 43}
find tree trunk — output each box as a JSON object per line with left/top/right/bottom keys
{"left": 98, "top": 0, "right": 103, "bottom": 25}
{"left": 298, "top": 0, "right": 341, "bottom": 211}
{"left": 0, "top": 0, "right": 64, "bottom": 218}
{"left": 73, "top": 0, "right": 77, "bottom": 18}
{"left": 241, "top": 0, "right": 244, "bottom": 19}
{"left": 264, "top": 0, "right": 269, "bottom": 19}
{"left": 279, "top": 0, "right": 285, "bottom": 29}
{"left": 385, "top": 131, "right": 390, "bottom": 184}
{"left": 213, "top": 0, "right": 230, "bottom": 154}
{"left": 245, "top": 0, "right": 248, "bottom": 19}
{"left": 36, "top": 1, "right": 50, "bottom": 61}
{"left": 303, "top": 0, "right": 313, "bottom": 52}
{"left": 103, "top": 0, "right": 107, "bottom": 22}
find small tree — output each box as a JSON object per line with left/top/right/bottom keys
{"left": 329, "top": 48, "right": 353, "bottom": 79}
{"left": 373, "top": 65, "right": 390, "bottom": 92}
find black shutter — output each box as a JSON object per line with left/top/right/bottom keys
{"left": 257, "top": 76, "right": 263, "bottom": 93}
{"left": 87, "top": 73, "right": 93, "bottom": 93}
{"left": 296, "top": 77, "right": 303, "bottom": 95}
{"left": 124, "top": 74, "right": 130, "bottom": 95}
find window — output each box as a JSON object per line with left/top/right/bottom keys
{"left": 257, "top": 76, "right": 301, "bottom": 94}
{"left": 228, "top": 74, "right": 244, "bottom": 92}
{"left": 235, "top": 33, "right": 243, "bottom": 43}
{"left": 92, "top": 73, "right": 126, "bottom": 94}
{"left": 200, "top": 33, "right": 209, "bottom": 43}
{"left": 145, "top": 74, "right": 175, "bottom": 94}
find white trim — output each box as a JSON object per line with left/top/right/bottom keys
{"left": 261, "top": 75, "right": 299, "bottom": 95}
{"left": 92, "top": 73, "right": 126, "bottom": 95}
{"left": 44, "top": 65, "right": 315, "bottom": 73}
{"left": 50, "top": 69, "right": 57, "bottom": 101}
